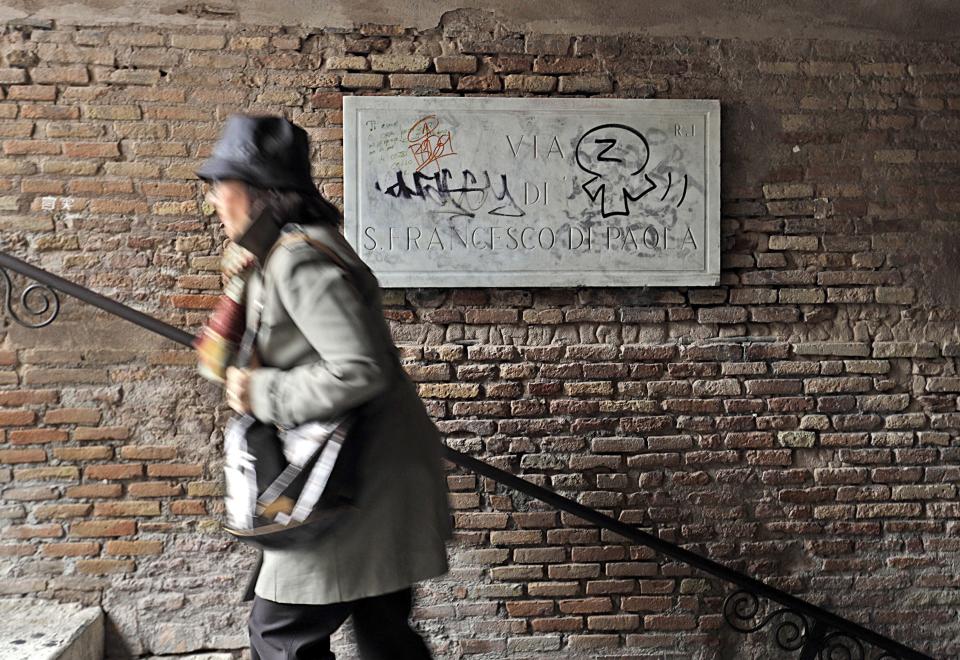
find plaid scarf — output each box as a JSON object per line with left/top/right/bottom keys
{"left": 193, "top": 242, "right": 255, "bottom": 384}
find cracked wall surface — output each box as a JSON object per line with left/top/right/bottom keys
{"left": 0, "top": 1, "right": 958, "bottom": 41}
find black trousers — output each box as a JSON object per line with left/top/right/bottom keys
{"left": 248, "top": 587, "right": 433, "bottom": 660}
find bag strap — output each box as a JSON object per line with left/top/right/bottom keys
{"left": 266, "top": 232, "right": 357, "bottom": 285}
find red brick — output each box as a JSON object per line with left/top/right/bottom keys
{"left": 66, "top": 483, "right": 122, "bottom": 499}
{"left": 8, "top": 85, "right": 57, "bottom": 101}
{"left": 41, "top": 541, "right": 100, "bottom": 557}
{"left": 3, "top": 487, "right": 58, "bottom": 501}
{"left": 0, "top": 448, "right": 46, "bottom": 463}
{"left": 9, "top": 429, "right": 68, "bottom": 444}
{"left": 4, "top": 524, "right": 62, "bottom": 539}
{"left": 586, "top": 614, "right": 640, "bottom": 631}
{"left": 118, "top": 445, "right": 177, "bottom": 460}
{"left": 0, "top": 410, "right": 36, "bottom": 425}
{"left": 62, "top": 142, "right": 120, "bottom": 158}
{"left": 43, "top": 408, "right": 102, "bottom": 424}
{"left": 53, "top": 446, "right": 112, "bottom": 461}
{"left": 76, "top": 559, "right": 134, "bottom": 574}
{"left": 84, "top": 463, "right": 143, "bottom": 480}
{"left": 128, "top": 481, "right": 183, "bottom": 498}
{"left": 93, "top": 501, "right": 160, "bottom": 517}
{"left": 69, "top": 519, "right": 136, "bottom": 537}
{"left": 74, "top": 426, "right": 129, "bottom": 441}
{"left": 104, "top": 540, "right": 162, "bottom": 555}
{"left": 170, "top": 500, "right": 206, "bottom": 515}
{"left": 505, "top": 600, "right": 554, "bottom": 616}
{"left": 145, "top": 463, "right": 202, "bottom": 478}
{"left": 559, "top": 597, "right": 613, "bottom": 614}
{"left": 34, "top": 503, "right": 92, "bottom": 519}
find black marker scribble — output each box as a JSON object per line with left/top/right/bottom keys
{"left": 374, "top": 168, "right": 525, "bottom": 221}
{"left": 574, "top": 123, "right": 689, "bottom": 217}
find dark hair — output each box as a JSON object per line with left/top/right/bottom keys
{"left": 243, "top": 184, "right": 342, "bottom": 230}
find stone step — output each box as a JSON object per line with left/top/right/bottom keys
{"left": 147, "top": 655, "right": 236, "bottom": 659}
{"left": 0, "top": 598, "right": 103, "bottom": 660}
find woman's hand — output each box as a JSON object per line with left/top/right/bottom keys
{"left": 225, "top": 366, "right": 252, "bottom": 414}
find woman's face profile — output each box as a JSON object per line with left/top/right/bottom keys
{"left": 206, "top": 178, "right": 252, "bottom": 242}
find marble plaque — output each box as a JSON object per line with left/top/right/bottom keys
{"left": 343, "top": 96, "right": 720, "bottom": 287}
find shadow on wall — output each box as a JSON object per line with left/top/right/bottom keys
{"left": 900, "top": 226, "right": 960, "bottom": 309}
{"left": 104, "top": 614, "right": 136, "bottom": 659}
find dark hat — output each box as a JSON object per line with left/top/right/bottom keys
{"left": 196, "top": 114, "right": 320, "bottom": 195}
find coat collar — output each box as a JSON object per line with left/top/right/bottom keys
{"left": 235, "top": 211, "right": 284, "bottom": 266}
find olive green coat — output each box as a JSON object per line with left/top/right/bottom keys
{"left": 238, "top": 221, "right": 453, "bottom": 604}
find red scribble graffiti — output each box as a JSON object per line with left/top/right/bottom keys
{"left": 406, "top": 115, "right": 457, "bottom": 173}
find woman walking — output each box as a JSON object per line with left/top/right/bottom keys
{"left": 195, "top": 113, "right": 453, "bottom": 660}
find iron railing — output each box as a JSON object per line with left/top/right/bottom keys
{"left": 0, "top": 249, "right": 937, "bottom": 660}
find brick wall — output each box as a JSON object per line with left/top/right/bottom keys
{"left": 0, "top": 10, "right": 958, "bottom": 659}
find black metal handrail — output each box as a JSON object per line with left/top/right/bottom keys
{"left": 0, "top": 249, "right": 936, "bottom": 660}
